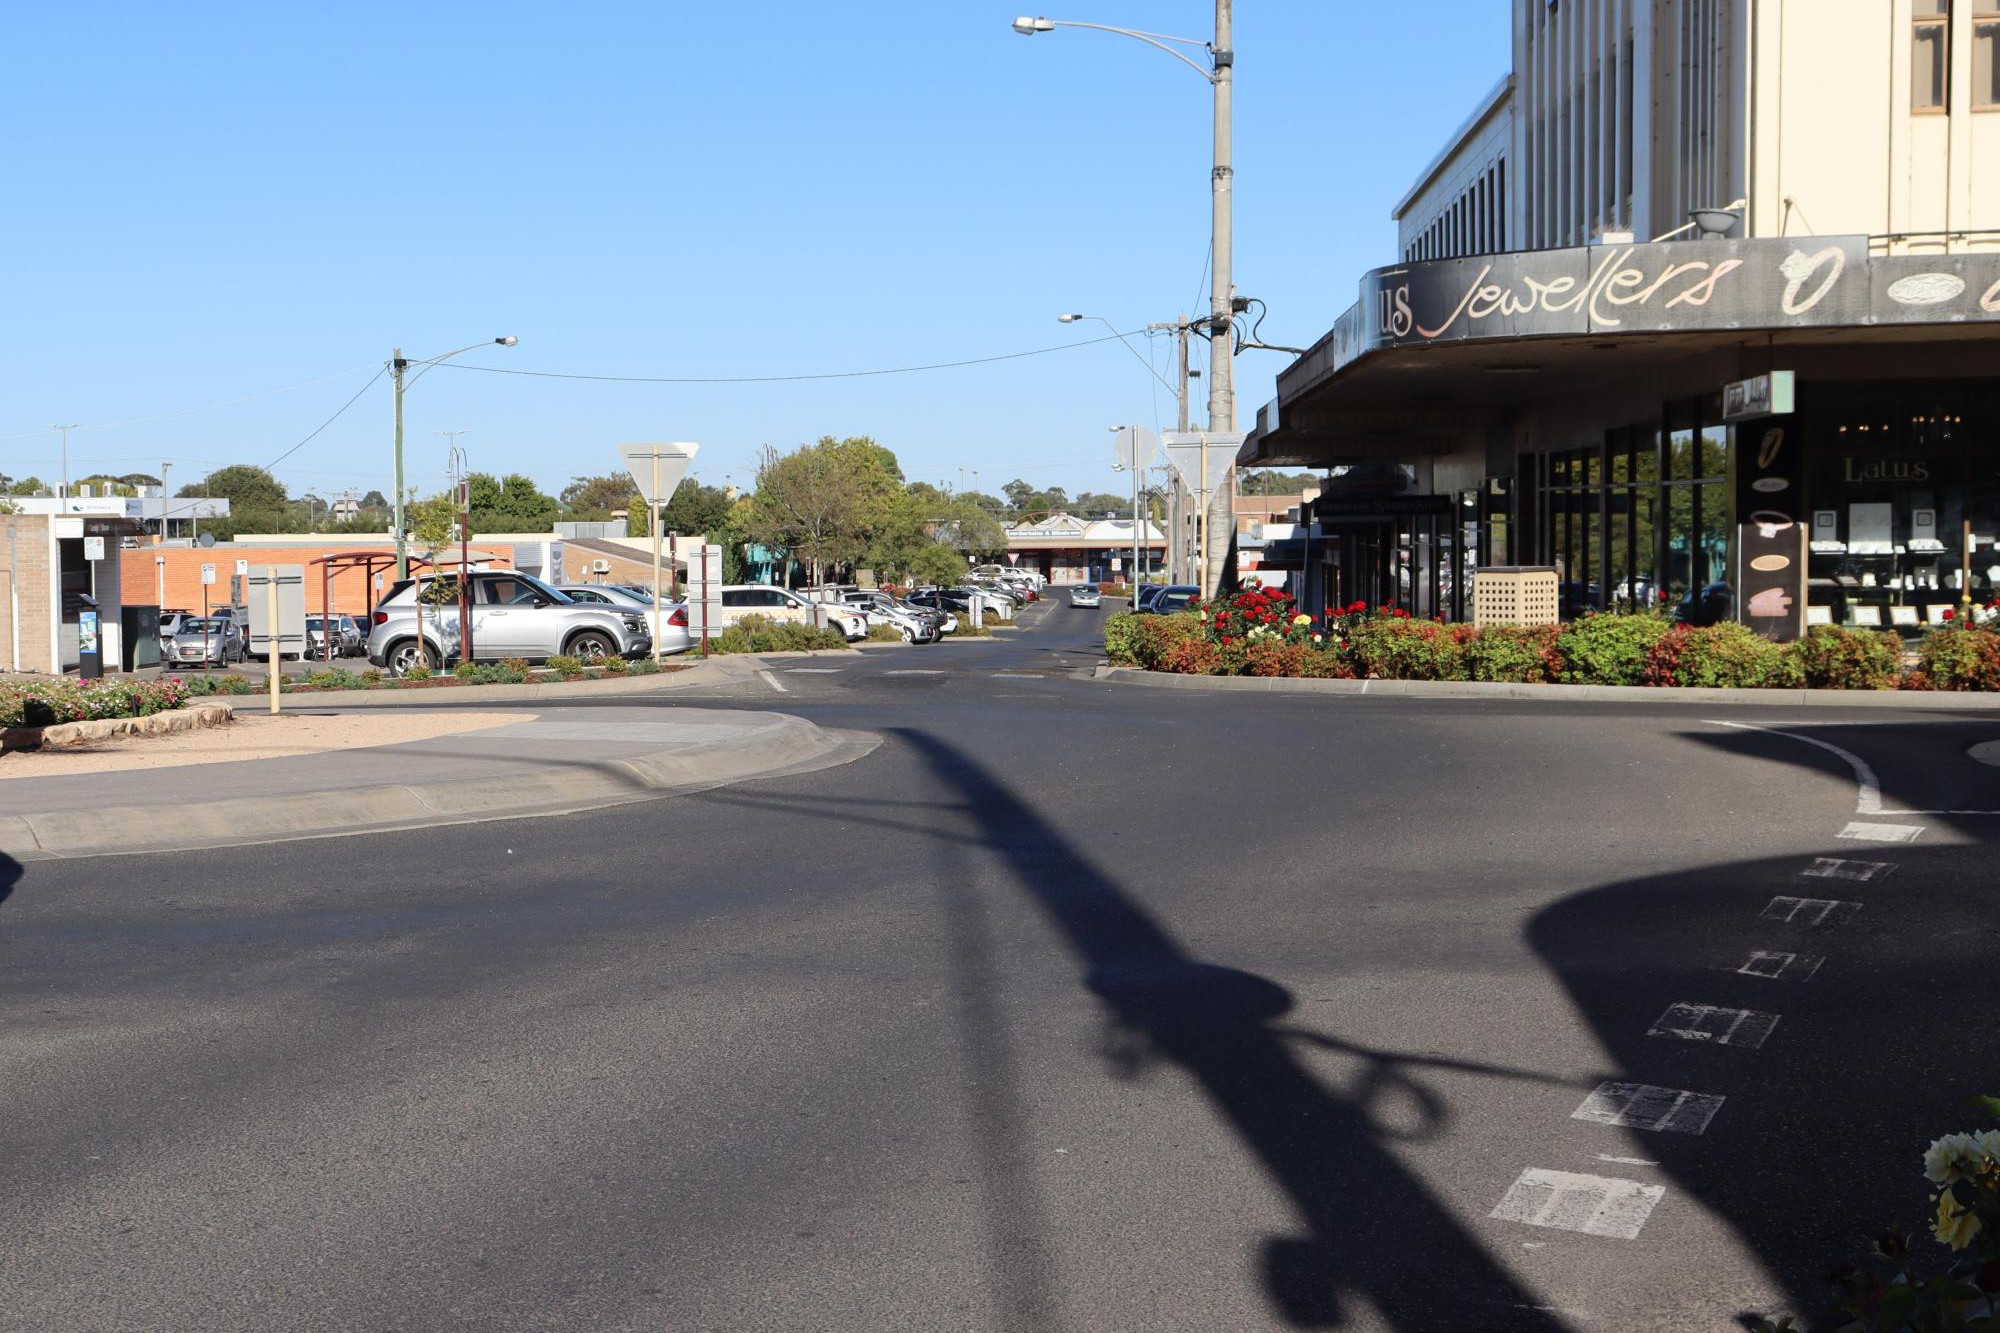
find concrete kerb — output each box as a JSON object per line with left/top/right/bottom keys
{"left": 1096, "top": 664, "right": 2000, "bottom": 712}
{"left": 267, "top": 658, "right": 742, "bottom": 709}
{"left": 0, "top": 708, "right": 878, "bottom": 861}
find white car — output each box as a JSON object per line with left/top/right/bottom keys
{"left": 556, "top": 584, "right": 694, "bottom": 656}
{"left": 717, "top": 585, "right": 867, "bottom": 641}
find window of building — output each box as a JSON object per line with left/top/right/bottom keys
{"left": 1915, "top": 0, "right": 1951, "bottom": 111}
{"left": 1976, "top": 13, "right": 2000, "bottom": 106}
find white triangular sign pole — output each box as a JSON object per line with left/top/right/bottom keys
{"left": 1161, "top": 432, "right": 1246, "bottom": 595}
{"left": 619, "top": 442, "right": 700, "bottom": 663}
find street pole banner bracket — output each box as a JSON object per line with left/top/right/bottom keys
{"left": 619, "top": 442, "right": 699, "bottom": 506}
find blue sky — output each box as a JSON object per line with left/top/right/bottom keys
{"left": 1, "top": 2, "right": 1508, "bottom": 507}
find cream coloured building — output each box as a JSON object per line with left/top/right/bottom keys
{"left": 1398, "top": 0, "right": 2000, "bottom": 261}
{"left": 1247, "top": 0, "right": 2000, "bottom": 636}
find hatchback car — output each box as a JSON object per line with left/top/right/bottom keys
{"left": 1069, "top": 585, "right": 1102, "bottom": 608}
{"left": 556, "top": 584, "right": 694, "bottom": 656}
{"left": 164, "top": 617, "right": 246, "bottom": 667}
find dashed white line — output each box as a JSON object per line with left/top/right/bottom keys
{"left": 783, "top": 668, "right": 844, "bottom": 674}
{"left": 1647, "top": 1003, "right": 1779, "bottom": 1049}
{"left": 757, "top": 671, "right": 788, "bottom": 694}
{"left": 990, "top": 672, "right": 1041, "bottom": 679}
{"left": 883, "top": 669, "right": 946, "bottom": 676}
{"left": 1801, "top": 857, "right": 1896, "bottom": 882}
{"left": 1761, "top": 895, "right": 1863, "bottom": 927}
{"left": 1491, "top": 1169, "right": 1665, "bottom": 1240}
{"left": 1595, "top": 1154, "right": 1660, "bottom": 1167}
{"left": 1573, "top": 1082, "right": 1725, "bottom": 1134}
{"left": 1839, "top": 821, "right": 1924, "bottom": 843}
{"left": 1736, "top": 950, "right": 1826, "bottom": 981}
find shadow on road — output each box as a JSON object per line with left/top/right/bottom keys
{"left": 0, "top": 852, "right": 16, "bottom": 908}
{"left": 1529, "top": 721, "right": 2000, "bottom": 1326}
{"left": 900, "top": 728, "right": 1575, "bottom": 1330}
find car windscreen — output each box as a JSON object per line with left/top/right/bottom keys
{"left": 179, "top": 619, "right": 227, "bottom": 634}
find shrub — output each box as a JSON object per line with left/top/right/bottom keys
{"left": 403, "top": 664, "right": 432, "bottom": 681}
{"left": 304, "top": 667, "right": 367, "bottom": 691}
{"left": 360, "top": 668, "right": 385, "bottom": 685}
{"left": 1242, "top": 640, "right": 1353, "bottom": 679}
{"left": 628, "top": 658, "right": 662, "bottom": 675}
{"left": 1465, "top": 624, "right": 1561, "bottom": 684}
{"left": 1123, "top": 613, "right": 1207, "bottom": 671}
{"left": 866, "top": 623, "right": 902, "bottom": 643}
{"left": 546, "top": 654, "right": 586, "bottom": 678}
{"left": 1553, "top": 612, "right": 1673, "bottom": 685}
{"left": 713, "top": 613, "right": 851, "bottom": 654}
{"left": 1644, "top": 623, "right": 1803, "bottom": 689}
{"left": 498, "top": 657, "right": 532, "bottom": 675}
{"left": 453, "top": 661, "right": 485, "bottom": 680}
{"left": 1793, "top": 625, "right": 1904, "bottom": 691}
{"left": 1914, "top": 624, "right": 2000, "bottom": 692}
{"left": 600, "top": 655, "right": 630, "bottom": 674}
{"left": 1104, "top": 613, "right": 1142, "bottom": 664}
{"left": 3, "top": 678, "right": 194, "bottom": 727}
{"left": 1346, "top": 618, "right": 1474, "bottom": 681}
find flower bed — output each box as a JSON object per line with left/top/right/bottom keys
{"left": 1, "top": 677, "right": 192, "bottom": 728}
{"left": 1104, "top": 587, "right": 2000, "bottom": 691}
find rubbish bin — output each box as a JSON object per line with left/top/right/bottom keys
{"left": 121, "top": 603, "right": 161, "bottom": 671}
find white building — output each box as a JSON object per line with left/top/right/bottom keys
{"left": 1004, "top": 513, "right": 1167, "bottom": 585}
{"left": 1398, "top": 0, "right": 2000, "bottom": 260}
{"left": 1246, "top": 0, "right": 2000, "bottom": 634}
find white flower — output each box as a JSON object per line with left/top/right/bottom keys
{"left": 1924, "top": 1133, "right": 1984, "bottom": 1184}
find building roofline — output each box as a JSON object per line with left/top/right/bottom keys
{"left": 1390, "top": 74, "right": 1513, "bottom": 221}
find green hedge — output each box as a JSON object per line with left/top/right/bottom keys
{"left": 1103, "top": 609, "right": 1989, "bottom": 692}
{"left": 2, "top": 678, "right": 193, "bottom": 728}
{"left": 711, "top": 613, "right": 851, "bottom": 655}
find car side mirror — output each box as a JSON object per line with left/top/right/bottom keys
{"left": 530, "top": 595, "right": 550, "bottom": 607}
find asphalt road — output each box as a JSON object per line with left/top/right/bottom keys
{"left": 4, "top": 598, "right": 1998, "bottom": 1332}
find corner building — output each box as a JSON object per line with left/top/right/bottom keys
{"left": 1245, "top": 0, "right": 2000, "bottom": 635}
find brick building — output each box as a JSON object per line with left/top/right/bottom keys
{"left": 123, "top": 543, "right": 516, "bottom": 619}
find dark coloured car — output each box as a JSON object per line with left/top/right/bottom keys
{"left": 1136, "top": 584, "right": 1200, "bottom": 614}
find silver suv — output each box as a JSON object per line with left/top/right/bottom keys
{"left": 366, "top": 571, "right": 652, "bottom": 675}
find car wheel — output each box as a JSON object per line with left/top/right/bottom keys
{"left": 388, "top": 640, "right": 438, "bottom": 676}
{"left": 899, "top": 626, "right": 915, "bottom": 643}
{"left": 567, "top": 630, "right": 616, "bottom": 663}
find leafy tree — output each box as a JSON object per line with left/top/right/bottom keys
{"left": 1241, "top": 469, "right": 1321, "bottom": 496}
{"left": 661, "top": 480, "right": 734, "bottom": 538}
{"left": 185, "top": 464, "right": 287, "bottom": 510}
{"left": 360, "top": 489, "right": 388, "bottom": 509}
{"left": 946, "top": 499, "right": 1008, "bottom": 558}
{"left": 742, "top": 438, "right": 880, "bottom": 586}
{"left": 999, "top": 479, "right": 1071, "bottom": 517}
{"left": 1072, "top": 491, "right": 1133, "bottom": 518}
{"left": 465, "top": 472, "right": 559, "bottom": 533}
{"left": 334, "top": 510, "right": 388, "bottom": 534}
{"left": 1, "top": 475, "right": 48, "bottom": 496}
{"left": 561, "top": 473, "right": 639, "bottom": 520}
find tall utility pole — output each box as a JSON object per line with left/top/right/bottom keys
{"left": 1176, "top": 312, "right": 1192, "bottom": 583}
{"left": 158, "top": 461, "right": 171, "bottom": 544}
{"left": 52, "top": 424, "right": 78, "bottom": 502}
{"left": 1203, "top": 0, "right": 1236, "bottom": 602}
{"left": 392, "top": 348, "right": 409, "bottom": 580}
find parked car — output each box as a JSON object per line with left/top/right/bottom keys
{"left": 367, "top": 571, "right": 652, "bottom": 675}
{"left": 906, "top": 588, "right": 974, "bottom": 630}
{"left": 1070, "top": 585, "right": 1102, "bottom": 608}
{"left": 163, "top": 617, "right": 246, "bottom": 667}
{"left": 836, "top": 594, "right": 941, "bottom": 643}
{"left": 336, "top": 615, "right": 365, "bottom": 656}
{"left": 1136, "top": 584, "right": 1200, "bottom": 614}
{"left": 841, "top": 589, "right": 955, "bottom": 637}
{"left": 304, "top": 615, "right": 356, "bottom": 661}
{"left": 158, "top": 611, "right": 194, "bottom": 642}
{"left": 716, "top": 585, "right": 867, "bottom": 641}
{"left": 556, "top": 584, "right": 694, "bottom": 656}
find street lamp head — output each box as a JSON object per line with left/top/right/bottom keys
{"left": 1058, "top": 313, "right": 1086, "bottom": 323}
{"left": 495, "top": 335, "right": 519, "bottom": 347}
{"left": 1012, "top": 16, "right": 1054, "bottom": 35}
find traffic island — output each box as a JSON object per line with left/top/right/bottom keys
{"left": 0, "top": 706, "right": 876, "bottom": 860}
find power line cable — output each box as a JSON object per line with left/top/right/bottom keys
{"left": 0, "top": 365, "right": 379, "bottom": 441}
{"left": 425, "top": 333, "right": 1135, "bottom": 384}
{"left": 261, "top": 366, "right": 387, "bottom": 472}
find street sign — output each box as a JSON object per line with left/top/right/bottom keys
{"left": 1113, "top": 425, "right": 1159, "bottom": 471}
{"left": 684, "top": 542, "right": 726, "bottom": 643}
{"left": 247, "top": 565, "right": 308, "bottom": 658}
{"left": 200, "top": 562, "right": 217, "bottom": 586}
{"left": 83, "top": 536, "right": 106, "bottom": 561}
{"left": 234, "top": 559, "right": 249, "bottom": 576}
{"left": 1162, "top": 431, "right": 1245, "bottom": 498}
{"left": 619, "top": 441, "right": 699, "bottom": 507}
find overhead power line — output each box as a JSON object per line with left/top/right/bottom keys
{"left": 261, "top": 367, "right": 388, "bottom": 472}
{"left": 426, "top": 333, "right": 1135, "bottom": 385}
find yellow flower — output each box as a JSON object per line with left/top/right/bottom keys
{"left": 1292, "top": 613, "right": 1311, "bottom": 625}
{"left": 1934, "top": 1191, "right": 1983, "bottom": 1250}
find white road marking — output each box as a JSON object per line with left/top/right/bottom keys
{"left": 1595, "top": 1154, "right": 1659, "bottom": 1166}
{"left": 1736, "top": 950, "right": 1826, "bottom": 981}
{"left": 1491, "top": 1169, "right": 1665, "bottom": 1240}
{"left": 990, "top": 672, "right": 1041, "bottom": 679}
{"left": 1648, "top": 1003, "right": 1779, "bottom": 1049}
{"left": 1801, "top": 857, "right": 1896, "bottom": 882}
{"left": 757, "top": 671, "right": 788, "bottom": 694}
{"left": 1573, "top": 1082, "right": 1725, "bottom": 1135}
{"left": 784, "top": 668, "right": 844, "bottom": 674}
{"left": 1708, "top": 720, "right": 1883, "bottom": 813}
{"left": 1761, "top": 895, "right": 1862, "bottom": 927}
{"left": 883, "top": 669, "right": 946, "bottom": 676}
{"left": 1839, "top": 821, "right": 1923, "bottom": 843}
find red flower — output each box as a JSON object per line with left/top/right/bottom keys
{"left": 1944, "top": 608, "right": 1957, "bottom": 620}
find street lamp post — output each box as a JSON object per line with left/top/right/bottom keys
{"left": 52, "top": 424, "right": 78, "bottom": 502}
{"left": 392, "top": 337, "right": 517, "bottom": 580}
{"left": 1015, "top": 5, "right": 1234, "bottom": 599}
{"left": 441, "top": 431, "right": 472, "bottom": 663}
